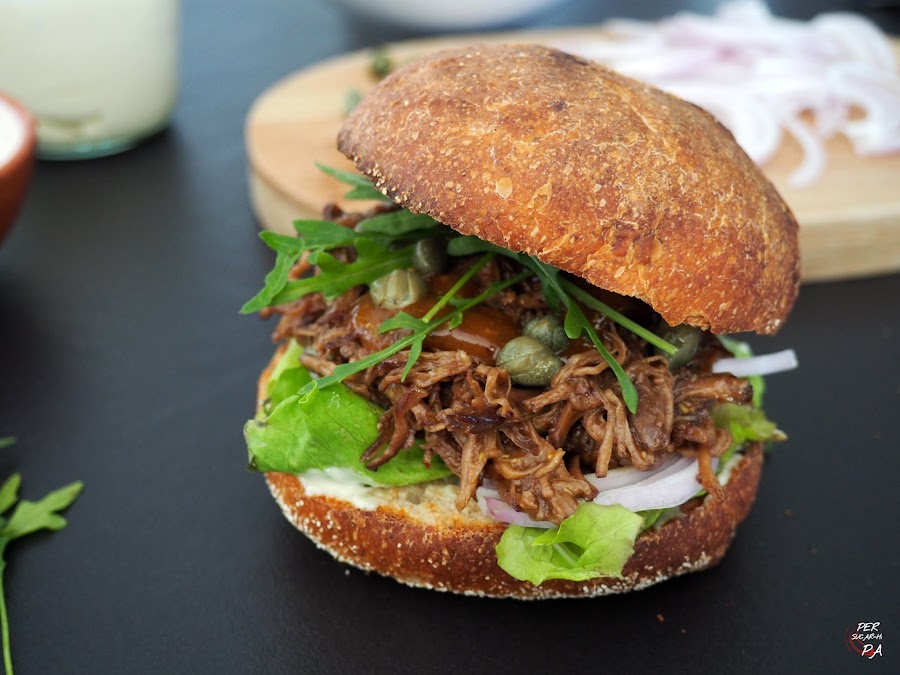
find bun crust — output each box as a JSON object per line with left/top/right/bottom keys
{"left": 338, "top": 44, "right": 800, "bottom": 335}
{"left": 257, "top": 349, "right": 764, "bottom": 599}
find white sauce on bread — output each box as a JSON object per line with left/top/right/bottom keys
{"left": 298, "top": 468, "right": 382, "bottom": 509}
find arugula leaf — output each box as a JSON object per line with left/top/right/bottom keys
{"left": 0, "top": 482, "right": 83, "bottom": 541}
{"left": 240, "top": 238, "right": 303, "bottom": 314}
{"left": 446, "top": 237, "right": 657, "bottom": 413}
{"left": 527, "top": 259, "right": 639, "bottom": 413}
{"left": 446, "top": 235, "right": 509, "bottom": 259}
{"left": 0, "top": 439, "right": 14, "bottom": 450}
{"left": 354, "top": 210, "right": 442, "bottom": 236}
{"left": 560, "top": 280, "right": 677, "bottom": 355}
{"left": 269, "top": 242, "right": 415, "bottom": 305}
{"left": 0, "top": 477, "right": 83, "bottom": 675}
{"left": 315, "top": 163, "right": 387, "bottom": 201}
{"left": 292, "top": 219, "right": 360, "bottom": 250}
{"left": 305, "top": 264, "right": 530, "bottom": 393}
{"left": 0, "top": 476, "right": 20, "bottom": 527}
{"left": 496, "top": 502, "right": 643, "bottom": 584}
{"left": 391, "top": 253, "right": 493, "bottom": 381}
{"left": 245, "top": 353, "right": 450, "bottom": 485}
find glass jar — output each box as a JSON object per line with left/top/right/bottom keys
{"left": 0, "top": 0, "right": 179, "bottom": 160}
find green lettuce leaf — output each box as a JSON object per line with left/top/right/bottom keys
{"left": 638, "top": 508, "right": 664, "bottom": 530}
{"left": 245, "top": 346, "right": 450, "bottom": 486}
{"left": 713, "top": 402, "right": 784, "bottom": 465}
{"left": 495, "top": 503, "right": 644, "bottom": 585}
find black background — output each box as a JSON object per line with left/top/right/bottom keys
{"left": 1, "top": 1, "right": 897, "bottom": 673}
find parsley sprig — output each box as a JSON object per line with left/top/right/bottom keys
{"left": 0, "top": 473, "right": 83, "bottom": 675}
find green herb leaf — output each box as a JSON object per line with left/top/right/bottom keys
{"left": 0, "top": 439, "right": 14, "bottom": 450}
{"left": 446, "top": 240, "right": 646, "bottom": 411}
{"left": 241, "top": 232, "right": 303, "bottom": 314}
{"left": 244, "top": 213, "right": 446, "bottom": 313}
{"left": 496, "top": 502, "right": 644, "bottom": 584}
{"left": 0, "top": 482, "right": 84, "bottom": 541}
{"left": 561, "top": 280, "right": 677, "bottom": 355}
{"left": 270, "top": 243, "right": 415, "bottom": 305}
{"left": 354, "top": 210, "right": 442, "bottom": 236}
{"left": 292, "top": 219, "right": 359, "bottom": 250}
{"left": 378, "top": 312, "right": 428, "bottom": 333}
{"left": 446, "top": 235, "right": 509, "bottom": 258}
{"left": 0, "top": 477, "right": 83, "bottom": 675}
{"left": 245, "top": 354, "right": 450, "bottom": 485}
{"left": 0, "top": 476, "right": 21, "bottom": 529}
{"left": 529, "top": 260, "right": 639, "bottom": 412}
{"left": 305, "top": 263, "right": 529, "bottom": 392}
{"left": 315, "top": 163, "right": 387, "bottom": 201}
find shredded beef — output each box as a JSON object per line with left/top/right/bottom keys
{"left": 266, "top": 230, "right": 752, "bottom": 525}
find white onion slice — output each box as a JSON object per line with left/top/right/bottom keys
{"left": 713, "top": 348, "right": 798, "bottom": 377}
{"left": 475, "top": 482, "right": 500, "bottom": 514}
{"left": 588, "top": 456, "right": 708, "bottom": 512}
{"left": 475, "top": 454, "right": 711, "bottom": 527}
{"left": 482, "top": 496, "right": 556, "bottom": 528}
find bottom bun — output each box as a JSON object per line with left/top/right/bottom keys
{"left": 257, "top": 347, "right": 764, "bottom": 599}
{"left": 263, "top": 439, "right": 763, "bottom": 602}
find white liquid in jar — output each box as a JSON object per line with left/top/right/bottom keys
{"left": 0, "top": 0, "right": 179, "bottom": 158}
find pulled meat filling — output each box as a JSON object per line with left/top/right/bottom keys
{"left": 266, "top": 208, "right": 752, "bottom": 525}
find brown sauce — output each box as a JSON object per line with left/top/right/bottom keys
{"left": 347, "top": 274, "right": 519, "bottom": 365}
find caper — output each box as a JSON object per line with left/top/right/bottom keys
{"left": 412, "top": 238, "right": 446, "bottom": 277}
{"left": 496, "top": 336, "right": 563, "bottom": 387}
{"left": 369, "top": 269, "right": 428, "bottom": 309}
{"left": 523, "top": 314, "right": 569, "bottom": 353}
{"left": 656, "top": 323, "right": 702, "bottom": 370}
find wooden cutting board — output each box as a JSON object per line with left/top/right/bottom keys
{"left": 245, "top": 27, "right": 900, "bottom": 282}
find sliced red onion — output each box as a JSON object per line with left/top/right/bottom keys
{"left": 557, "top": 0, "right": 900, "bottom": 187}
{"left": 713, "top": 348, "right": 798, "bottom": 377}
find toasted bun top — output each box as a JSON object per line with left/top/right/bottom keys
{"left": 339, "top": 44, "right": 800, "bottom": 334}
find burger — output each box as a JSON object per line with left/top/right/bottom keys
{"left": 243, "top": 44, "right": 800, "bottom": 599}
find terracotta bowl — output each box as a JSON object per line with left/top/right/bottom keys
{"left": 0, "top": 93, "right": 36, "bottom": 246}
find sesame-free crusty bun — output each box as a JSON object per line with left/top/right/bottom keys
{"left": 258, "top": 349, "right": 765, "bottom": 599}
{"left": 338, "top": 44, "right": 800, "bottom": 335}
